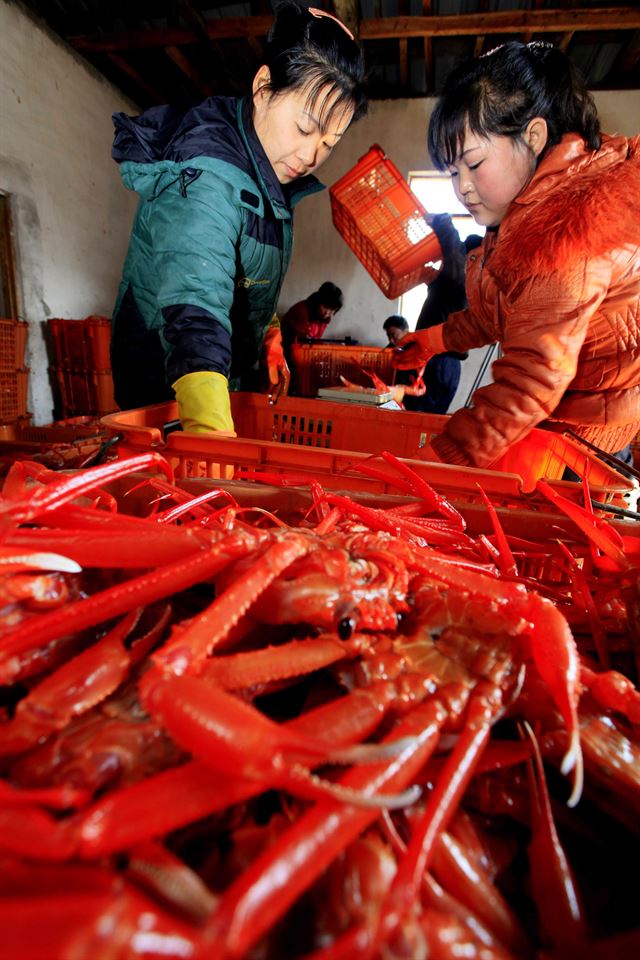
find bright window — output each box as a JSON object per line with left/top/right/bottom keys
{"left": 398, "top": 173, "right": 485, "bottom": 328}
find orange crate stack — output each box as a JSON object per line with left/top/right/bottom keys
{"left": 290, "top": 343, "right": 396, "bottom": 397}
{"left": 48, "top": 316, "right": 116, "bottom": 417}
{"left": 0, "top": 318, "right": 30, "bottom": 424}
{"left": 329, "top": 144, "right": 442, "bottom": 299}
{"left": 101, "top": 393, "right": 635, "bottom": 509}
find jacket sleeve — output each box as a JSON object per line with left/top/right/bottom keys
{"left": 433, "top": 261, "right": 611, "bottom": 468}
{"left": 145, "top": 171, "right": 241, "bottom": 383}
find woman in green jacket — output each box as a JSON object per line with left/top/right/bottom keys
{"left": 111, "top": 2, "right": 367, "bottom": 433}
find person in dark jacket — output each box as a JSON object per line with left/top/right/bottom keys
{"left": 111, "top": 3, "right": 367, "bottom": 434}
{"left": 382, "top": 315, "right": 427, "bottom": 412}
{"left": 414, "top": 214, "right": 482, "bottom": 414}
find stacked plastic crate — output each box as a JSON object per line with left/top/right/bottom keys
{"left": 0, "top": 318, "right": 30, "bottom": 425}
{"left": 48, "top": 316, "right": 116, "bottom": 417}
{"left": 290, "top": 342, "right": 396, "bottom": 397}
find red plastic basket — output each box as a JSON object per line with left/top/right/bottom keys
{"left": 52, "top": 367, "right": 116, "bottom": 418}
{"left": 0, "top": 368, "right": 29, "bottom": 422}
{"left": 48, "top": 316, "right": 111, "bottom": 370}
{"left": 0, "top": 318, "right": 28, "bottom": 370}
{"left": 101, "top": 394, "right": 635, "bottom": 507}
{"left": 330, "top": 144, "right": 442, "bottom": 299}
{"left": 290, "top": 343, "right": 396, "bottom": 397}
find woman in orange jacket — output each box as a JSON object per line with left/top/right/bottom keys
{"left": 394, "top": 41, "right": 640, "bottom": 470}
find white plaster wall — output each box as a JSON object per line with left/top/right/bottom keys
{"left": 279, "top": 92, "right": 640, "bottom": 411}
{"left": 0, "top": 0, "right": 138, "bottom": 422}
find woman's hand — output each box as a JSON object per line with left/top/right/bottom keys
{"left": 392, "top": 325, "right": 446, "bottom": 369}
{"left": 263, "top": 324, "right": 290, "bottom": 403}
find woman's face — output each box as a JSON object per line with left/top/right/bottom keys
{"left": 447, "top": 122, "right": 546, "bottom": 227}
{"left": 253, "top": 70, "right": 354, "bottom": 184}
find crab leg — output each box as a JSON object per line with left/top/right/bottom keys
{"left": 0, "top": 606, "right": 170, "bottom": 758}
{"left": 201, "top": 698, "right": 447, "bottom": 959}
{"left": 522, "top": 722, "right": 586, "bottom": 952}
{"left": 0, "top": 682, "right": 406, "bottom": 860}
{"left": 0, "top": 453, "right": 173, "bottom": 525}
{"left": 4, "top": 524, "right": 210, "bottom": 568}
{"left": 154, "top": 535, "right": 310, "bottom": 673}
{"left": 0, "top": 532, "right": 256, "bottom": 684}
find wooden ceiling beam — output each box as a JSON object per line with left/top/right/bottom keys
{"left": 558, "top": 31, "right": 574, "bottom": 52}
{"left": 71, "top": 16, "right": 273, "bottom": 52}
{"left": 69, "top": 8, "right": 640, "bottom": 53}
{"left": 107, "top": 52, "right": 166, "bottom": 103}
{"left": 422, "top": 0, "right": 433, "bottom": 95}
{"left": 361, "top": 8, "right": 640, "bottom": 40}
{"left": 399, "top": 38, "right": 408, "bottom": 88}
{"left": 164, "top": 45, "right": 213, "bottom": 96}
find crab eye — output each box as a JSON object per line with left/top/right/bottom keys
{"left": 338, "top": 617, "right": 355, "bottom": 640}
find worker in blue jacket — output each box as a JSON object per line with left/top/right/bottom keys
{"left": 111, "top": 3, "right": 367, "bottom": 433}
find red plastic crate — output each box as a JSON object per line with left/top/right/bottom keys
{"left": 0, "top": 416, "right": 106, "bottom": 444}
{"left": 290, "top": 343, "right": 396, "bottom": 397}
{"left": 52, "top": 367, "right": 116, "bottom": 418}
{"left": 48, "top": 316, "right": 111, "bottom": 370}
{"left": 0, "top": 368, "right": 29, "bottom": 421}
{"left": 0, "top": 318, "right": 28, "bottom": 370}
{"left": 101, "top": 394, "right": 635, "bottom": 507}
{"left": 330, "top": 144, "right": 442, "bottom": 299}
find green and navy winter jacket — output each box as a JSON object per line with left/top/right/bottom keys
{"left": 111, "top": 96, "right": 323, "bottom": 410}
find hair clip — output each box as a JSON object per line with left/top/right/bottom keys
{"left": 308, "top": 7, "right": 355, "bottom": 41}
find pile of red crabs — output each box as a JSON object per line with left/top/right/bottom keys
{"left": 0, "top": 450, "right": 638, "bottom": 959}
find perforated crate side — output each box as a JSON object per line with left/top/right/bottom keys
{"left": 290, "top": 344, "right": 396, "bottom": 397}
{"left": 0, "top": 319, "right": 28, "bottom": 371}
{"left": 48, "top": 317, "right": 111, "bottom": 370}
{"left": 0, "top": 368, "right": 29, "bottom": 421}
{"left": 330, "top": 145, "right": 441, "bottom": 298}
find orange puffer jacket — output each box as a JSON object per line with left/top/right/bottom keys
{"left": 433, "top": 132, "right": 640, "bottom": 469}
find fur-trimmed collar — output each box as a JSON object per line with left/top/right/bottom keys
{"left": 490, "top": 133, "right": 640, "bottom": 284}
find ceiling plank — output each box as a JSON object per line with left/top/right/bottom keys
{"left": 558, "top": 31, "right": 575, "bottom": 52}
{"left": 107, "top": 52, "right": 166, "bottom": 103}
{"left": 165, "top": 45, "right": 213, "bottom": 96}
{"left": 422, "top": 0, "right": 433, "bottom": 95}
{"left": 399, "top": 37, "right": 408, "bottom": 88}
{"left": 361, "top": 9, "right": 640, "bottom": 40}
{"left": 69, "top": 8, "right": 640, "bottom": 53}
{"left": 71, "top": 16, "right": 273, "bottom": 52}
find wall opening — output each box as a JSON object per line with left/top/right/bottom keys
{"left": 398, "top": 172, "right": 484, "bottom": 328}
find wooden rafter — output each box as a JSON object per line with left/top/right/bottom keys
{"left": 360, "top": 9, "right": 640, "bottom": 40}
{"left": 69, "top": 8, "right": 640, "bottom": 53}
{"left": 422, "top": 0, "right": 433, "bottom": 95}
{"left": 107, "top": 52, "right": 166, "bottom": 103}
{"left": 164, "top": 45, "right": 213, "bottom": 96}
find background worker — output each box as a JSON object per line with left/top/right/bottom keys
{"left": 382, "top": 315, "right": 428, "bottom": 412}
{"left": 414, "top": 213, "right": 481, "bottom": 415}
{"left": 281, "top": 281, "right": 344, "bottom": 346}
{"left": 110, "top": 3, "right": 367, "bottom": 433}
{"left": 394, "top": 40, "right": 640, "bottom": 469}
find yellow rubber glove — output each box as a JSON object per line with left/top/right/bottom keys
{"left": 392, "top": 325, "right": 446, "bottom": 370}
{"left": 172, "top": 371, "right": 236, "bottom": 435}
{"left": 263, "top": 317, "right": 290, "bottom": 404}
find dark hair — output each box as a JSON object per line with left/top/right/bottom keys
{"left": 308, "top": 281, "right": 343, "bottom": 313}
{"left": 383, "top": 315, "right": 409, "bottom": 333}
{"left": 262, "top": 2, "right": 368, "bottom": 129}
{"left": 428, "top": 41, "right": 600, "bottom": 171}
